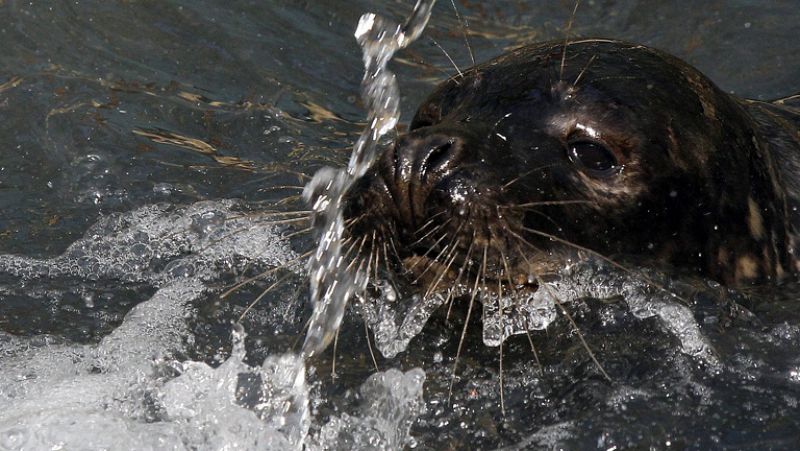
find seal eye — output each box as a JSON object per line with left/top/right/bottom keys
{"left": 567, "top": 140, "right": 620, "bottom": 176}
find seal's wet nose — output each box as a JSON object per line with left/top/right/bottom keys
{"left": 379, "top": 132, "right": 464, "bottom": 226}
{"left": 393, "top": 133, "right": 461, "bottom": 183}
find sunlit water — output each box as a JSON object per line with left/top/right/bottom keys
{"left": 302, "top": 0, "right": 435, "bottom": 359}
{"left": 1, "top": 1, "right": 799, "bottom": 449}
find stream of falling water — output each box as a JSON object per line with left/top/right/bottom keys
{"left": 301, "top": 0, "right": 436, "bottom": 358}
{"left": 257, "top": 2, "right": 439, "bottom": 446}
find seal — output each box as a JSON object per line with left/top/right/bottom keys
{"left": 342, "top": 39, "right": 800, "bottom": 296}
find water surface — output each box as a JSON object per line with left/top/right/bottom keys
{"left": 1, "top": 1, "right": 799, "bottom": 449}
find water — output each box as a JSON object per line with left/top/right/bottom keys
{"left": 302, "top": 0, "right": 436, "bottom": 358}
{"left": 1, "top": 1, "right": 800, "bottom": 449}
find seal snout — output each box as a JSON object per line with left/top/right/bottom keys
{"left": 379, "top": 130, "right": 465, "bottom": 226}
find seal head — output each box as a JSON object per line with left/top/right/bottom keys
{"left": 344, "top": 39, "right": 798, "bottom": 291}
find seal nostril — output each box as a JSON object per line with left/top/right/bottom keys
{"left": 423, "top": 138, "right": 455, "bottom": 177}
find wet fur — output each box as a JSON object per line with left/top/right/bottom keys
{"left": 345, "top": 39, "right": 800, "bottom": 291}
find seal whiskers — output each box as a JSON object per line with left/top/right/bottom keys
{"left": 445, "top": 235, "right": 476, "bottom": 322}
{"left": 559, "top": 0, "right": 581, "bottom": 82}
{"left": 496, "top": 268, "right": 507, "bottom": 415}
{"left": 424, "top": 238, "right": 463, "bottom": 299}
{"left": 429, "top": 38, "right": 464, "bottom": 82}
{"left": 518, "top": 226, "right": 690, "bottom": 305}
{"left": 515, "top": 243, "right": 545, "bottom": 376}
{"left": 510, "top": 240, "right": 611, "bottom": 381}
{"left": 411, "top": 223, "right": 465, "bottom": 284}
{"left": 448, "top": 0, "right": 475, "bottom": 67}
{"left": 363, "top": 316, "right": 380, "bottom": 371}
{"left": 497, "top": 245, "right": 524, "bottom": 415}
{"left": 449, "top": 243, "right": 489, "bottom": 402}
{"left": 237, "top": 272, "right": 296, "bottom": 322}
{"left": 572, "top": 53, "right": 597, "bottom": 88}
{"left": 330, "top": 329, "right": 340, "bottom": 379}
{"left": 220, "top": 249, "right": 312, "bottom": 299}
{"left": 539, "top": 278, "right": 611, "bottom": 381}
{"left": 334, "top": 34, "right": 800, "bottom": 391}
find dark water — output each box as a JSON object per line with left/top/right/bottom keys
{"left": 1, "top": 1, "right": 799, "bottom": 449}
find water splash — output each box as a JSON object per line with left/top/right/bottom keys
{"left": 0, "top": 289, "right": 425, "bottom": 450}
{"left": 356, "top": 257, "right": 718, "bottom": 367}
{"left": 302, "top": 0, "right": 437, "bottom": 358}
{"left": 0, "top": 199, "right": 427, "bottom": 450}
{"left": 12, "top": 5, "right": 445, "bottom": 441}
{"left": 0, "top": 200, "right": 296, "bottom": 287}
{"left": 295, "top": 1, "right": 713, "bottom": 372}
{"left": 308, "top": 369, "right": 426, "bottom": 450}
{"left": 529, "top": 260, "right": 719, "bottom": 365}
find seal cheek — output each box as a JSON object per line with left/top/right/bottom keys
{"left": 747, "top": 197, "right": 766, "bottom": 240}
{"left": 570, "top": 168, "right": 645, "bottom": 209}
{"left": 717, "top": 247, "right": 730, "bottom": 268}
{"left": 775, "top": 262, "right": 786, "bottom": 279}
{"left": 735, "top": 254, "right": 760, "bottom": 282}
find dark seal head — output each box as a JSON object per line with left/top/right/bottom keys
{"left": 343, "top": 39, "right": 800, "bottom": 293}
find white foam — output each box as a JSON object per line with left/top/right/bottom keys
{"left": 0, "top": 279, "right": 206, "bottom": 450}
{"left": 0, "top": 200, "right": 297, "bottom": 285}
{"left": 0, "top": 200, "right": 427, "bottom": 450}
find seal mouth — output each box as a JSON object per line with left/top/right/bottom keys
{"left": 403, "top": 233, "right": 577, "bottom": 285}
{"left": 343, "top": 184, "right": 577, "bottom": 303}
{"left": 340, "top": 146, "right": 595, "bottom": 303}
{"left": 402, "top": 253, "right": 541, "bottom": 296}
